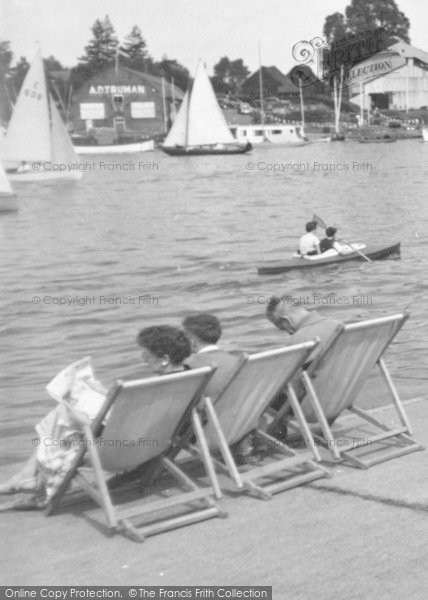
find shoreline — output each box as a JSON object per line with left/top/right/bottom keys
{"left": 0, "top": 396, "right": 427, "bottom": 593}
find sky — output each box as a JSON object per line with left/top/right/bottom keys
{"left": 1, "top": 0, "right": 428, "bottom": 76}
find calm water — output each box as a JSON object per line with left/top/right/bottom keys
{"left": 1, "top": 139, "right": 428, "bottom": 463}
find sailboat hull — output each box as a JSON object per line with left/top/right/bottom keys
{"left": 73, "top": 139, "right": 154, "bottom": 155}
{"left": 162, "top": 142, "right": 252, "bottom": 156}
{"left": 0, "top": 194, "right": 18, "bottom": 212}
{"left": 7, "top": 169, "right": 82, "bottom": 182}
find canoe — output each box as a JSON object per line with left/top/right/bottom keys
{"left": 358, "top": 137, "right": 397, "bottom": 143}
{"left": 162, "top": 142, "right": 251, "bottom": 156}
{"left": 257, "top": 242, "right": 400, "bottom": 275}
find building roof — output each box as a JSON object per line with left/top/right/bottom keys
{"left": 242, "top": 65, "right": 300, "bottom": 96}
{"left": 389, "top": 41, "right": 428, "bottom": 65}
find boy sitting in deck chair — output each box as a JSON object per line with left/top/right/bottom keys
{"left": 183, "top": 313, "right": 240, "bottom": 403}
{"left": 183, "top": 313, "right": 258, "bottom": 463}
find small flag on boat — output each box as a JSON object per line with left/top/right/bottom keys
{"left": 312, "top": 213, "right": 327, "bottom": 229}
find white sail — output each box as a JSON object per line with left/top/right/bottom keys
{"left": 49, "top": 95, "right": 80, "bottom": 165}
{"left": 2, "top": 47, "right": 51, "bottom": 162}
{"left": 187, "top": 61, "right": 235, "bottom": 146}
{"left": 163, "top": 90, "right": 189, "bottom": 147}
{"left": 0, "top": 159, "right": 13, "bottom": 195}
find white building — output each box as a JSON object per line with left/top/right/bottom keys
{"left": 349, "top": 41, "right": 428, "bottom": 111}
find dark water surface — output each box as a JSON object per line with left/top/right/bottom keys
{"left": 1, "top": 139, "right": 427, "bottom": 463}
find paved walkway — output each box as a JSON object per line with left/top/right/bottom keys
{"left": 1, "top": 397, "right": 427, "bottom": 599}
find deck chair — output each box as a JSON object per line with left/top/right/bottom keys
{"left": 297, "top": 312, "right": 424, "bottom": 468}
{"left": 189, "top": 341, "right": 330, "bottom": 500}
{"left": 45, "top": 367, "right": 227, "bottom": 542}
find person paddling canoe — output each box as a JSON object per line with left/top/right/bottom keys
{"left": 320, "top": 226, "right": 354, "bottom": 256}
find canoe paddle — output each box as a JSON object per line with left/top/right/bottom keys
{"left": 312, "top": 213, "right": 372, "bottom": 263}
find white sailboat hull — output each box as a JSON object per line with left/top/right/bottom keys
{"left": 230, "top": 124, "right": 310, "bottom": 146}
{"left": 162, "top": 142, "right": 251, "bottom": 156}
{"left": 0, "top": 194, "right": 18, "bottom": 212}
{"left": 7, "top": 169, "right": 82, "bottom": 182}
{"left": 73, "top": 139, "right": 154, "bottom": 154}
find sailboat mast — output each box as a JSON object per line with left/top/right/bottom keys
{"left": 185, "top": 77, "right": 193, "bottom": 147}
{"left": 171, "top": 77, "right": 176, "bottom": 119}
{"left": 161, "top": 73, "right": 168, "bottom": 133}
{"left": 299, "top": 79, "right": 305, "bottom": 131}
{"left": 258, "top": 41, "right": 264, "bottom": 127}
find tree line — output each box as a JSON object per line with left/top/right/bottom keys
{"left": 0, "top": 1, "right": 411, "bottom": 123}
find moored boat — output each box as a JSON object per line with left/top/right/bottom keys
{"left": 0, "top": 159, "right": 17, "bottom": 212}
{"left": 257, "top": 242, "right": 400, "bottom": 274}
{"left": 229, "top": 124, "right": 308, "bottom": 146}
{"left": 72, "top": 133, "right": 154, "bottom": 155}
{"left": 358, "top": 136, "right": 397, "bottom": 143}
{"left": 161, "top": 61, "right": 251, "bottom": 156}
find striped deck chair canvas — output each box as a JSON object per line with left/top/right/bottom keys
{"left": 190, "top": 342, "right": 330, "bottom": 500}
{"left": 299, "top": 312, "right": 424, "bottom": 468}
{"left": 45, "top": 367, "right": 227, "bottom": 542}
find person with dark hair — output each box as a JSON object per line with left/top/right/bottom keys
{"left": 320, "top": 226, "right": 354, "bottom": 256}
{"left": 137, "top": 325, "right": 191, "bottom": 373}
{"left": 320, "top": 226, "right": 338, "bottom": 253}
{"left": 183, "top": 313, "right": 239, "bottom": 403}
{"left": 183, "top": 313, "right": 254, "bottom": 463}
{"left": 182, "top": 314, "right": 222, "bottom": 345}
{"left": 298, "top": 221, "right": 320, "bottom": 256}
{"left": 0, "top": 326, "right": 191, "bottom": 508}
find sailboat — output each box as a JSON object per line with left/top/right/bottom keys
{"left": 162, "top": 61, "right": 251, "bottom": 156}
{"left": 2, "top": 48, "right": 82, "bottom": 181}
{"left": 0, "top": 159, "right": 17, "bottom": 212}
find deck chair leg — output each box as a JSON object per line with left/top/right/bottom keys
{"left": 286, "top": 383, "right": 321, "bottom": 461}
{"left": 301, "top": 371, "right": 341, "bottom": 460}
{"left": 191, "top": 408, "right": 222, "bottom": 499}
{"left": 82, "top": 424, "right": 118, "bottom": 529}
{"left": 348, "top": 406, "right": 423, "bottom": 449}
{"left": 377, "top": 358, "right": 413, "bottom": 433}
{"left": 203, "top": 397, "right": 245, "bottom": 490}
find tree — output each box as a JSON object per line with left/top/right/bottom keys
{"left": 323, "top": 0, "right": 410, "bottom": 46}
{"left": 123, "top": 25, "right": 151, "bottom": 71}
{"left": 323, "top": 12, "right": 347, "bottom": 43}
{"left": 44, "top": 55, "right": 64, "bottom": 73}
{"left": 0, "top": 41, "right": 13, "bottom": 123}
{"left": 345, "top": 0, "right": 410, "bottom": 44}
{"left": 79, "top": 15, "right": 118, "bottom": 72}
{"left": 152, "top": 56, "right": 189, "bottom": 91}
{"left": 211, "top": 57, "right": 250, "bottom": 95}
{"left": 0, "top": 41, "right": 12, "bottom": 81}
{"left": 9, "top": 56, "right": 30, "bottom": 96}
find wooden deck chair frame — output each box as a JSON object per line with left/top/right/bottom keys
{"left": 188, "top": 341, "right": 331, "bottom": 500}
{"left": 45, "top": 367, "right": 227, "bottom": 542}
{"left": 298, "top": 312, "right": 424, "bottom": 468}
